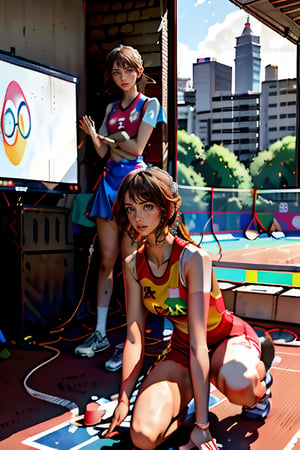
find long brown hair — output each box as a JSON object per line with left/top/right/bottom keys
{"left": 113, "top": 166, "right": 182, "bottom": 243}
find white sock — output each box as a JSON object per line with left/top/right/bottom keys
{"left": 95, "top": 306, "right": 109, "bottom": 336}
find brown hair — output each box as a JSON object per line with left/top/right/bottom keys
{"left": 103, "top": 45, "right": 155, "bottom": 96}
{"left": 113, "top": 166, "right": 182, "bottom": 242}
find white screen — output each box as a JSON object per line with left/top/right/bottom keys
{"left": 0, "top": 57, "right": 78, "bottom": 185}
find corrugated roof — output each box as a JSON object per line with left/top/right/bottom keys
{"left": 230, "top": 0, "right": 300, "bottom": 44}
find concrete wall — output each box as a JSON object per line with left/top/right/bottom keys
{"left": 85, "top": 0, "right": 163, "bottom": 123}
{"left": 0, "top": 0, "right": 165, "bottom": 192}
{"left": 84, "top": 0, "right": 166, "bottom": 186}
{"left": 0, "top": 0, "right": 86, "bottom": 190}
{"left": 0, "top": 0, "right": 86, "bottom": 115}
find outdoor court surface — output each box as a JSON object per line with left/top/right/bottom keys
{"left": 1, "top": 328, "right": 300, "bottom": 450}
{"left": 199, "top": 234, "right": 300, "bottom": 262}
{"left": 1, "top": 235, "right": 300, "bottom": 449}
{"left": 199, "top": 234, "right": 300, "bottom": 287}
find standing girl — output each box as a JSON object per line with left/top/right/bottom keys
{"left": 104, "top": 166, "right": 274, "bottom": 449}
{"left": 75, "top": 46, "right": 166, "bottom": 370}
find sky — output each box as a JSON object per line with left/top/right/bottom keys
{"left": 177, "top": 0, "right": 297, "bottom": 86}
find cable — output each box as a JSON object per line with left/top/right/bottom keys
{"left": 190, "top": 188, "right": 222, "bottom": 260}
{"left": 20, "top": 225, "right": 166, "bottom": 411}
{"left": 49, "top": 233, "right": 98, "bottom": 334}
{"left": 244, "top": 189, "right": 268, "bottom": 240}
{"left": 1, "top": 191, "right": 10, "bottom": 206}
{"left": 244, "top": 189, "right": 286, "bottom": 240}
{"left": 21, "top": 233, "right": 102, "bottom": 412}
{"left": 210, "top": 187, "right": 222, "bottom": 261}
{"left": 23, "top": 344, "right": 79, "bottom": 413}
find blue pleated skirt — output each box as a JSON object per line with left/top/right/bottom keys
{"left": 89, "top": 156, "right": 147, "bottom": 220}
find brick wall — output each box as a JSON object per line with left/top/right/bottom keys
{"left": 85, "top": 0, "right": 164, "bottom": 118}
{"left": 84, "top": 0, "right": 167, "bottom": 178}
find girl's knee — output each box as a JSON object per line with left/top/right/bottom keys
{"left": 130, "top": 384, "right": 174, "bottom": 449}
{"left": 98, "top": 252, "right": 117, "bottom": 273}
{"left": 130, "top": 417, "right": 159, "bottom": 450}
{"left": 217, "top": 361, "right": 263, "bottom": 407}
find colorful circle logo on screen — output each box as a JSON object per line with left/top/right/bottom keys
{"left": 1, "top": 81, "right": 31, "bottom": 165}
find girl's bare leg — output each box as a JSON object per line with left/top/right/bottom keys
{"left": 130, "top": 360, "right": 193, "bottom": 450}
{"left": 96, "top": 217, "right": 121, "bottom": 309}
{"left": 210, "top": 335, "right": 267, "bottom": 407}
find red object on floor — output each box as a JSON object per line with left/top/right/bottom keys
{"left": 84, "top": 402, "right": 105, "bottom": 426}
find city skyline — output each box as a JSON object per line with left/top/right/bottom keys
{"left": 177, "top": 0, "right": 297, "bottom": 88}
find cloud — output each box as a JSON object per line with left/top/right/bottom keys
{"left": 178, "top": 9, "right": 297, "bottom": 85}
{"left": 177, "top": 42, "right": 199, "bottom": 79}
{"left": 194, "top": 0, "right": 207, "bottom": 6}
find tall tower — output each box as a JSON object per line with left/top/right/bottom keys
{"left": 234, "top": 16, "right": 261, "bottom": 94}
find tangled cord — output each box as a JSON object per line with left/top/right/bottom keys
{"left": 22, "top": 233, "right": 167, "bottom": 410}
{"left": 23, "top": 344, "right": 79, "bottom": 412}
{"left": 22, "top": 233, "right": 99, "bottom": 410}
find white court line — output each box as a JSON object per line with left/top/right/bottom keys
{"left": 272, "top": 366, "right": 300, "bottom": 373}
{"left": 273, "top": 353, "right": 300, "bottom": 449}
{"left": 275, "top": 351, "right": 300, "bottom": 357}
{"left": 209, "top": 397, "right": 227, "bottom": 410}
{"left": 284, "top": 428, "right": 300, "bottom": 450}
{"left": 271, "top": 350, "right": 300, "bottom": 373}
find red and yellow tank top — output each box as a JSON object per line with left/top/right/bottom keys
{"left": 135, "top": 236, "right": 226, "bottom": 335}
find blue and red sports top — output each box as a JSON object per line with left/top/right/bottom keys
{"left": 106, "top": 92, "right": 166, "bottom": 137}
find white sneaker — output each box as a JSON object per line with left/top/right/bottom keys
{"left": 105, "top": 343, "right": 124, "bottom": 372}
{"left": 74, "top": 331, "right": 110, "bottom": 358}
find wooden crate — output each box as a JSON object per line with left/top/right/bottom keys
{"left": 219, "top": 282, "right": 238, "bottom": 312}
{"left": 276, "top": 288, "right": 300, "bottom": 324}
{"left": 234, "top": 284, "right": 284, "bottom": 321}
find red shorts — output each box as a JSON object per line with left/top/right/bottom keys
{"left": 164, "top": 311, "right": 260, "bottom": 368}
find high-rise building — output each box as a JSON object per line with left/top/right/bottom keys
{"left": 191, "top": 58, "right": 232, "bottom": 146}
{"left": 193, "top": 58, "right": 232, "bottom": 112}
{"left": 191, "top": 57, "right": 260, "bottom": 162}
{"left": 177, "top": 77, "right": 195, "bottom": 133}
{"left": 234, "top": 16, "right": 261, "bottom": 94}
{"left": 178, "top": 16, "right": 295, "bottom": 165}
{"left": 210, "top": 92, "right": 260, "bottom": 165}
{"left": 260, "top": 78, "right": 297, "bottom": 150}
{"left": 265, "top": 64, "right": 278, "bottom": 82}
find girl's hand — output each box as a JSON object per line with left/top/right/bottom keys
{"left": 179, "top": 427, "right": 217, "bottom": 449}
{"left": 79, "top": 115, "right": 96, "bottom": 135}
{"left": 100, "top": 135, "right": 118, "bottom": 147}
{"left": 102, "top": 400, "right": 129, "bottom": 439}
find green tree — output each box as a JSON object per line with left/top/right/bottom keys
{"left": 176, "top": 161, "right": 207, "bottom": 212}
{"left": 177, "top": 129, "right": 205, "bottom": 167}
{"left": 250, "top": 136, "right": 296, "bottom": 188}
{"left": 192, "top": 144, "right": 253, "bottom": 189}
{"left": 176, "top": 161, "right": 206, "bottom": 187}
